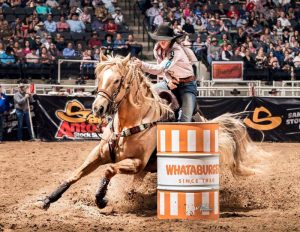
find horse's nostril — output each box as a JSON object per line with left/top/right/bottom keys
{"left": 99, "top": 106, "right": 104, "bottom": 115}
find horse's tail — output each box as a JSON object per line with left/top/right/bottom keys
{"left": 210, "top": 113, "right": 256, "bottom": 176}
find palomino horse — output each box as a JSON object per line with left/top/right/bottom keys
{"left": 41, "top": 54, "right": 254, "bottom": 210}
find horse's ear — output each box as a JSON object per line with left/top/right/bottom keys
{"left": 122, "top": 54, "right": 131, "bottom": 66}
{"left": 100, "top": 51, "right": 108, "bottom": 62}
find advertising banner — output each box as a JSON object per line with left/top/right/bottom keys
{"left": 34, "top": 96, "right": 108, "bottom": 141}
{"left": 211, "top": 61, "right": 243, "bottom": 81}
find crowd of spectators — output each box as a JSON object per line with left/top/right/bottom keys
{"left": 0, "top": 0, "right": 142, "bottom": 84}
{"left": 141, "top": 0, "right": 300, "bottom": 81}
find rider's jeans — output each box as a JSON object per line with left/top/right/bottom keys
{"left": 153, "top": 80, "right": 197, "bottom": 122}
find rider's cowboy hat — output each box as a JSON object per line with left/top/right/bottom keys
{"left": 149, "top": 23, "right": 183, "bottom": 41}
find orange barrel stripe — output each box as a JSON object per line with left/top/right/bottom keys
{"left": 157, "top": 123, "right": 219, "bottom": 153}
{"left": 157, "top": 190, "right": 219, "bottom": 220}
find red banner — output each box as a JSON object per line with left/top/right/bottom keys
{"left": 212, "top": 61, "right": 243, "bottom": 81}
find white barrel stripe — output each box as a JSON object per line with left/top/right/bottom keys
{"left": 201, "top": 192, "right": 210, "bottom": 215}
{"left": 170, "top": 192, "right": 178, "bottom": 216}
{"left": 214, "top": 191, "right": 219, "bottom": 214}
{"left": 160, "top": 130, "right": 166, "bottom": 152}
{"left": 215, "top": 130, "right": 219, "bottom": 152}
{"left": 185, "top": 192, "right": 195, "bottom": 216}
{"left": 159, "top": 192, "right": 165, "bottom": 215}
{"left": 203, "top": 130, "right": 211, "bottom": 152}
{"left": 171, "top": 130, "right": 180, "bottom": 152}
{"left": 187, "top": 130, "right": 196, "bottom": 152}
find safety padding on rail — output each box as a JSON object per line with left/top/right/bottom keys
{"left": 157, "top": 190, "right": 219, "bottom": 220}
{"left": 157, "top": 123, "right": 219, "bottom": 153}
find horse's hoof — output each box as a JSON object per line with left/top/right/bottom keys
{"left": 41, "top": 197, "right": 51, "bottom": 210}
{"left": 95, "top": 197, "right": 108, "bottom": 209}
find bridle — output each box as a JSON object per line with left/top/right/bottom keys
{"left": 95, "top": 65, "right": 134, "bottom": 115}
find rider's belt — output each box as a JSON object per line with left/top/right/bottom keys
{"left": 177, "top": 76, "right": 196, "bottom": 83}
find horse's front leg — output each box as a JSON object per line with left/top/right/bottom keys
{"left": 95, "top": 158, "right": 143, "bottom": 208}
{"left": 41, "top": 143, "right": 109, "bottom": 210}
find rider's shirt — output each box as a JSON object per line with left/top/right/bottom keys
{"left": 141, "top": 42, "right": 197, "bottom": 81}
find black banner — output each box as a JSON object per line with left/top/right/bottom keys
{"left": 2, "top": 95, "right": 300, "bottom": 142}
{"left": 34, "top": 96, "right": 108, "bottom": 141}
{"left": 197, "top": 97, "right": 300, "bottom": 142}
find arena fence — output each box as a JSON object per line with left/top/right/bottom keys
{"left": 2, "top": 95, "right": 300, "bottom": 142}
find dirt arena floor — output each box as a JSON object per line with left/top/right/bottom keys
{"left": 0, "top": 141, "right": 300, "bottom": 232}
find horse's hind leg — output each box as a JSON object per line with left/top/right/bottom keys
{"left": 95, "top": 158, "right": 143, "bottom": 208}
{"left": 42, "top": 144, "right": 108, "bottom": 210}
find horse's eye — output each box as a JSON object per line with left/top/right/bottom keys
{"left": 114, "top": 79, "right": 120, "bottom": 84}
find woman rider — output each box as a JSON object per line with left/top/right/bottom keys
{"left": 133, "top": 23, "right": 198, "bottom": 122}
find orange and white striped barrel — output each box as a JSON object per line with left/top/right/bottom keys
{"left": 157, "top": 123, "right": 220, "bottom": 220}
{"left": 157, "top": 123, "right": 219, "bottom": 154}
{"left": 157, "top": 190, "right": 219, "bottom": 220}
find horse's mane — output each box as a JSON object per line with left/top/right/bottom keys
{"left": 95, "top": 55, "right": 172, "bottom": 118}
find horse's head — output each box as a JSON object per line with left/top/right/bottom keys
{"left": 92, "top": 54, "right": 131, "bottom": 117}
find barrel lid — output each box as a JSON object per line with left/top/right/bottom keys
{"left": 157, "top": 153, "right": 220, "bottom": 157}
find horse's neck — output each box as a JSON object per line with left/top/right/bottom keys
{"left": 116, "top": 83, "right": 159, "bottom": 131}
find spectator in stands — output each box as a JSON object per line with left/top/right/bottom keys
{"left": 113, "top": 33, "right": 127, "bottom": 56}
{"left": 49, "top": 43, "right": 60, "bottom": 57}
{"left": 0, "top": 85, "right": 10, "bottom": 143}
{"left": 0, "top": 46, "right": 22, "bottom": 79}
{"left": 102, "top": 34, "right": 114, "bottom": 55}
{"left": 75, "top": 42, "right": 84, "bottom": 57}
{"left": 172, "top": 20, "right": 183, "bottom": 35}
{"left": 112, "top": 7, "right": 124, "bottom": 26}
{"left": 126, "top": 34, "right": 142, "bottom": 57}
{"left": 79, "top": 49, "right": 93, "bottom": 84}
{"left": 270, "top": 57, "right": 281, "bottom": 70}
{"left": 79, "top": 7, "right": 91, "bottom": 24}
{"left": 14, "top": 83, "right": 33, "bottom": 141}
{"left": 89, "top": 31, "right": 102, "bottom": 48}
{"left": 63, "top": 42, "right": 76, "bottom": 57}
{"left": 104, "top": 18, "right": 118, "bottom": 34}
{"left": 227, "top": 5, "right": 240, "bottom": 18}
{"left": 282, "top": 28, "right": 290, "bottom": 43}
{"left": 67, "top": 13, "right": 86, "bottom": 33}
{"left": 255, "top": 47, "right": 268, "bottom": 69}
{"left": 207, "top": 37, "right": 220, "bottom": 64}
{"left": 146, "top": 0, "right": 160, "bottom": 30}
{"left": 0, "top": 20, "right": 13, "bottom": 41}
{"left": 230, "top": 47, "right": 243, "bottom": 61}
{"left": 22, "top": 40, "right": 31, "bottom": 57}
{"left": 215, "top": 2, "right": 227, "bottom": 17}
{"left": 244, "top": 48, "right": 256, "bottom": 69}
{"left": 24, "top": 47, "right": 40, "bottom": 79}
{"left": 46, "top": 0, "right": 59, "bottom": 9}
{"left": 207, "top": 18, "right": 220, "bottom": 36}
{"left": 13, "top": 41, "right": 23, "bottom": 61}
{"left": 293, "top": 52, "right": 300, "bottom": 69}
{"left": 93, "top": 47, "right": 100, "bottom": 60}
{"left": 153, "top": 11, "right": 164, "bottom": 29}
{"left": 236, "top": 27, "right": 247, "bottom": 45}
{"left": 56, "top": 16, "right": 70, "bottom": 32}
{"left": 35, "top": 0, "right": 51, "bottom": 15}
{"left": 222, "top": 44, "right": 233, "bottom": 61}
{"left": 193, "top": 19, "right": 206, "bottom": 34}
{"left": 0, "top": 42, "right": 4, "bottom": 55}
{"left": 92, "top": 15, "right": 105, "bottom": 32}
{"left": 182, "top": 19, "right": 195, "bottom": 34}
{"left": 278, "top": 11, "right": 291, "bottom": 27}
{"left": 44, "top": 14, "right": 57, "bottom": 33}
{"left": 42, "top": 35, "right": 52, "bottom": 49}
{"left": 55, "top": 36, "right": 66, "bottom": 52}
{"left": 40, "top": 46, "right": 55, "bottom": 83}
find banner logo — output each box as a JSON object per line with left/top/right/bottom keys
{"left": 55, "top": 100, "right": 107, "bottom": 139}
{"left": 244, "top": 106, "right": 282, "bottom": 131}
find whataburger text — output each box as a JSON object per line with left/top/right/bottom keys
{"left": 165, "top": 164, "right": 219, "bottom": 176}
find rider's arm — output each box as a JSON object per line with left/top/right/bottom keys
{"left": 140, "top": 50, "right": 179, "bottom": 76}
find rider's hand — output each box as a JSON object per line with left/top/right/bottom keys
{"left": 167, "top": 81, "right": 177, "bottom": 90}
{"left": 132, "top": 58, "right": 142, "bottom": 68}
{"left": 25, "top": 93, "right": 30, "bottom": 98}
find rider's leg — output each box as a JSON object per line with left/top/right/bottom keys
{"left": 178, "top": 81, "right": 197, "bottom": 122}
